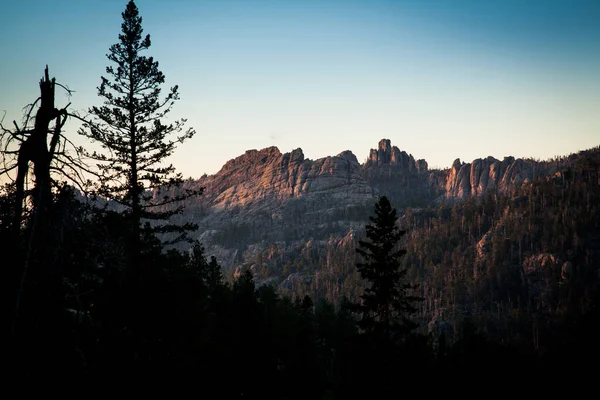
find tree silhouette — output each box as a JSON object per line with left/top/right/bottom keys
{"left": 354, "top": 195, "right": 419, "bottom": 340}
{"left": 0, "top": 67, "right": 89, "bottom": 335}
{"left": 0, "top": 67, "right": 79, "bottom": 234}
{"left": 79, "top": 0, "right": 200, "bottom": 278}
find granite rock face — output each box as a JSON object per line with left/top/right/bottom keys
{"left": 172, "top": 144, "right": 379, "bottom": 268}
{"left": 366, "top": 138, "right": 417, "bottom": 171}
{"left": 442, "top": 155, "right": 560, "bottom": 200}
{"left": 162, "top": 138, "right": 565, "bottom": 270}
{"left": 196, "top": 145, "right": 374, "bottom": 212}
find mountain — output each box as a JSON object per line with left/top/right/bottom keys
{"left": 156, "top": 139, "right": 600, "bottom": 343}
{"left": 162, "top": 138, "right": 567, "bottom": 265}
{"left": 160, "top": 139, "right": 430, "bottom": 267}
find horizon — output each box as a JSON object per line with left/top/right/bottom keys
{"left": 1, "top": 0, "right": 599, "bottom": 178}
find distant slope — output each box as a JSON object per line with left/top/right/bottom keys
{"left": 155, "top": 140, "right": 600, "bottom": 345}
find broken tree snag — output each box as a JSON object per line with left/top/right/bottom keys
{"left": 12, "top": 66, "right": 65, "bottom": 235}
{"left": 10, "top": 66, "right": 71, "bottom": 331}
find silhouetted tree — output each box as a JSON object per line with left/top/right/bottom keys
{"left": 0, "top": 67, "right": 75, "bottom": 237}
{"left": 0, "top": 67, "right": 89, "bottom": 339}
{"left": 353, "top": 196, "right": 419, "bottom": 341}
{"left": 79, "top": 0, "right": 200, "bottom": 279}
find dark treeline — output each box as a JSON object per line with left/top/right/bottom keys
{"left": 0, "top": 188, "right": 553, "bottom": 393}
{"left": 4, "top": 181, "right": 600, "bottom": 395}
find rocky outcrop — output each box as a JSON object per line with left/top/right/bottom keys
{"left": 365, "top": 138, "right": 416, "bottom": 171}
{"left": 160, "top": 138, "right": 573, "bottom": 272}
{"left": 189, "top": 138, "right": 565, "bottom": 225}
{"left": 442, "top": 156, "right": 561, "bottom": 200}
{"left": 172, "top": 145, "right": 379, "bottom": 268}
{"left": 362, "top": 139, "right": 441, "bottom": 204}
{"left": 445, "top": 158, "right": 471, "bottom": 199}
{"left": 197, "top": 146, "right": 374, "bottom": 212}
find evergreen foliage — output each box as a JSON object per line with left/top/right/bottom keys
{"left": 79, "top": 0, "right": 200, "bottom": 257}
{"left": 353, "top": 195, "right": 420, "bottom": 339}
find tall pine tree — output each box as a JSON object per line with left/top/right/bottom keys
{"left": 80, "top": 0, "right": 199, "bottom": 275}
{"left": 354, "top": 196, "right": 419, "bottom": 340}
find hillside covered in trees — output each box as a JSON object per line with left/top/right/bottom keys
{"left": 161, "top": 141, "right": 600, "bottom": 352}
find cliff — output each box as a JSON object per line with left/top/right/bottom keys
{"left": 443, "top": 155, "right": 562, "bottom": 200}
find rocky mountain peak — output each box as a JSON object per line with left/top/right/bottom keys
{"left": 452, "top": 158, "right": 462, "bottom": 171}
{"left": 336, "top": 150, "right": 359, "bottom": 164}
{"left": 378, "top": 138, "right": 392, "bottom": 153}
{"left": 443, "top": 154, "right": 562, "bottom": 200}
{"left": 222, "top": 146, "right": 283, "bottom": 172}
{"left": 365, "top": 138, "right": 416, "bottom": 171}
{"left": 416, "top": 159, "right": 428, "bottom": 173}
{"left": 282, "top": 147, "right": 305, "bottom": 164}
{"left": 167, "top": 137, "right": 586, "bottom": 278}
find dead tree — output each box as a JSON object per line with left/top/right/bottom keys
{"left": 0, "top": 66, "right": 89, "bottom": 331}
{"left": 11, "top": 67, "right": 68, "bottom": 235}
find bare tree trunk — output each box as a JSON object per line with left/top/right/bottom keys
{"left": 12, "top": 67, "right": 60, "bottom": 236}
{"left": 12, "top": 66, "right": 65, "bottom": 333}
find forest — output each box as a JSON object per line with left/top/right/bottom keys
{"left": 3, "top": 0, "right": 600, "bottom": 396}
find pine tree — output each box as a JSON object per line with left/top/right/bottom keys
{"left": 80, "top": 0, "right": 199, "bottom": 274}
{"left": 354, "top": 196, "right": 419, "bottom": 340}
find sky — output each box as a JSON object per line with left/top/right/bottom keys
{"left": 1, "top": 0, "right": 599, "bottom": 178}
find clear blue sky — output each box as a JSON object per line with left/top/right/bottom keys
{"left": 1, "top": 0, "right": 599, "bottom": 177}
